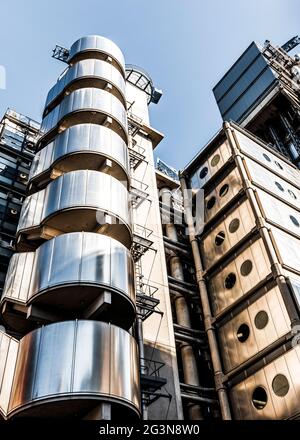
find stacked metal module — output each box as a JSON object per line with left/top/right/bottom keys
{"left": 182, "top": 121, "right": 300, "bottom": 419}
{"left": 0, "top": 36, "right": 140, "bottom": 420}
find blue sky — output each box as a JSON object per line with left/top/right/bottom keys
{"left": 0, "top": 0, "right": 299, "bottom": 169}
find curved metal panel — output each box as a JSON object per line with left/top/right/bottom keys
{"left": 231, "top": 345, "right": 300, "bottom": 419}
{"left": 218, "top": 286, "right": 290, "bottom": 373}
{"left": 40, "top": 88, "right": 128, "bottom": 144}
{"left": 8, "top": 321, "right": 140, "bottom": 418}
{"left": 0, "top": 331, "right": 19, "bottom": 417}
{"left": 17, "top": 170, "right": 132, "bottom": 249}
{"left": 68, "top": 35, "right": 125, "bottom": 75}
{"left": 45, "top": 59, "right": 126, "bottom": 113}
{"left": 29, "top": 124, "right": 129, "bottom": 191}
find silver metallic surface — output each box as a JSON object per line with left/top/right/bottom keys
{"left": 45, "top": 59, "right": 126, "bottom": 112}
{"left": 270, "top": 225, "right": 300, "bottom": 273}
{"left": 17, "top": 170, "right": 132, "bottom": 249}
{"left": 29, "top": 124, "right": 129, "bottom": 191}
{"left": 218, "top": 286, "right": 290, "bottom": 372}
{"left": 68, "top": 35, "right": 125, "bottom": 75}
{"left": 208, "top": 239, "right": 271, "bottom": 315}
{"left": 244, "top": 157, "right": 300, "bottom": 209}
{"left": 40, "top": 88, "right": 128, "bottom": 143}
{"left": 256, "top": 189, "right": 300, "bottom": 238}
{"left": 234, "top": 130, "right": 300, "bottom": 186}
{"left": 231, "top": 345, "right": 300, "bottom": 419}
{"left": 2, "top": 233, "right": 135, "bottom": 329}
{"left": 201, "top": 199, "right": 256, "bottom": 269}
{"left": 0, "top": 332, "right": 19, "bottom": 417}
{"left": 3, "top": 321, "right": 140, "bottom": 418}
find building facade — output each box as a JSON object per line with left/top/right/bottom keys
{"left": 0, "top": 110, "right": 39, "bottom": 297}
{"left": 0, "top": 35, "right": 300, "bottom": 420}
{"left": 213, "top": 39, "right": 300, "bottom": 167}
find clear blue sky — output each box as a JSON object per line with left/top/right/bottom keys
{"left": 0, "top": 0, "right": 299, "bottom": 169}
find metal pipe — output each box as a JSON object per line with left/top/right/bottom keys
{"left": 179, "top": 175, "right": 232, "bottom": 420}
{"left": 135, "top": 316, "right": 148, "bottom": 420}
{"left": 174, "top": 332, "right": 205, "bottom": 345}
{"left": 180, "top": 393, "right": 217, "bottom": 405}
{"left": 161, "top": 187, "right": 203, "bottom": 420}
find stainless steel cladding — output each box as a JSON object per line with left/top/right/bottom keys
{"left": 218, "top": 285, "right": 290, "bottom": 372}
{"left": 0, "top": 321, "right": 140, "bottom": 418}
{"left": 29, "top": 124, "right": 129, "bottom": 192}
{"left": 204, "top": 168, "right": 242, "bottom": 222}
{"left": 201, "top": 199, "right": 256, "bottom": 269}
{"left": 68, "top": 35, "right": 125, "bottom": 75}
{"left": 244, "top": 157, "right": 300, "bottom": 208}
{"left": 256, "top": 189, "right": 300, "bottom": 238}
{"left": 189, "top": 140, "right": 232, "bottom": 189}
{"left": 40, "top": 88, "right": 128, "bottom": 144}
{"left": 0, "top": 332, "right": 18, "bottom": 417}
{"left": 234, "top": 129, "right": 300, "bottom": 186}
{"left": 208, "top": 239, "right": 271, "bottom": 315}
{"left": 230, "top": 345, "right": 300, "bottom": 419}
{"left": 2, "top": 233, "right": 135, "bottom": 330}
{"left": 44, "top": 59, "right": 126, "bottom": 112}
{"left": 17, "top": 170, "right": 132, "bottom": 249}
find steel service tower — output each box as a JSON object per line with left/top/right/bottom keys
{"left": 0, "top": 35, "right": 175, "bottom": 420}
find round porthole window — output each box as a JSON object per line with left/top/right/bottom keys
{"left": 272, "top": 374, "right": 290, "bottom": 397}
{"left": 240, "top": 259, "right": 253, "bottom": 277}
{"left": 263, "top": 154, "right": 271, "bottom": 162}
{"left": 275, "top": 161, "right": 283, "bottom": 170}
{"left": 219, "top": 184, "right": 229, "bottom": 197}
{"left": 254, "top": 311, "right": 269, "bottom": 330}
{"left": 275, "top": 181, "right": 284, "bottom": 192}
{"left": 288, "top": 189, "right": 297, "bottom": 200}
{"left": 290, "top": 215, "right": 300, "bottom": 227}
{"left": 237, "top": 323, "right": 250, "bottom": 343}
{"left": 229, "top": 218, "right": 240, "bottom": 233}
{"left": 215, "top": 231, "right": 225, "bottom": 246}
{"left": 252, "top": 387, "right": 268, "bottom": 410}
{"left": 199, "top": 167, "right": 208, "bottom": 179}
{"left": 224, "top": 273, "right": 236, "bottom": 289}
{"left": 211, "top": 154, "right": 220, "bottom": 167}
{"left": 206, "top": 196, "right": 216, "bottom": 210}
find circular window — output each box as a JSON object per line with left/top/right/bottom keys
{"left": 254, "top": 311, "right": 269, "bottom": 330}
{"left": 240, "top": 260, "right": 253, "bottom": 276}
{"left": 206, "top": 196, "right": 216, "bottom": 210}
{"left": 215, "top": 231, "right": 225, "bottom": 246}
{"left": 224, "top": 273, "right": 236, "bottom": 289}
{"left": 199, "top": 167, "right": 208, "bottom": 179}
{"left": 290, "top": 215, "right": 300, "bottom": 227}
{"left": 237, "top": 323, "right": 250, "bottom": 343}
{"left": 211, "top": 154, "right": 220, "bottom": 167}
{"left": 229, "top": 218, "right": 240, "bottom": 233}
{"left": 288, "top": 189, "right": 297, "bottom": 200}
{"left": 275, "top": 181, "right": 284, "bottom": 192}
{"left": 272, "top": 374, "right": 290, "bottom": 397}
{"left": 275, "top": 161, "right": 283, "bottom": 170}
{"left": 252, "top": 387, "right": 268, "bottom": 410}
{"left": 219, "top": 184, "right": 229, "bottom": 197}
{"left": 263, "top": 154, "right": 271, "bottom": 162}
